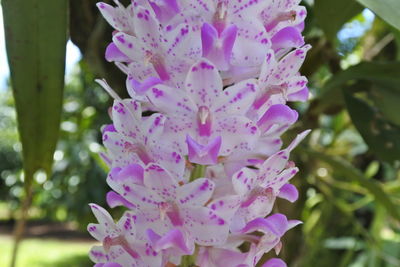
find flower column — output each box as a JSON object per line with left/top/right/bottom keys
{"left": 88, "top": 1, "right": 310, "bottom": 266}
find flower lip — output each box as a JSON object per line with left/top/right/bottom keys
{"left": 103, "top": 235, "right": 140, "bottom": 259}
{"left": 197, "top": 106, "right": 212, "bottom": 137}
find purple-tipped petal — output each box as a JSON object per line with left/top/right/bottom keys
{"left": 271, "top": 27, "right": 304, "bottom": 53}
{"left": 148, "top": 228, "right": 192, "bottom": 254}
{"left": 127, "top": 76, "right": 162, "bottom": 96}
{"left": 102, "top": 124, "right": 116, "bottom": 134}
{"left": 288, "top": 219, "right": 303, "bottom": 230}
{"left": 106, "top": 191, "right": 136, "bottom": 209}
{"left": 105, "top": 42, "right": 130, "bottom": 62}
{"left": 148, "top": 0, "right": 180, "bottom": 23}
{"left": 278, "top": 184, "right": 299, "bottom": 202}
{"left": 262, "top": 258, "right": 287, "bottom": 267}
{"left": 257, "top": 104, "right": 298, "bottom": 134}
{"left": 240, "top": 214, "right": 289, "bottom": 237}
{"left": 288, "top": 86, "right": 309, "bottom": 102}
{"left": 109, "top": 164, "right": 144, "bottom": 185}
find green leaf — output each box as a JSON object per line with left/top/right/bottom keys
{"left": 314, "top": 0, "right": 363, "bottom": 40}
{"left": 369, "top": 85, "right": 400, "bottom": 127}
{"left": 324, "top": 62, "right": 400, "bottom": 91}
{"left": 357, "top": 0, "right": 400, "bottom": 31}
{"left": 344, "top": 91, "right": 400, "bottom": 163}
{"left": 315, "top": 62, "right": 400, "bottom": 123}
{"left": 305, "top": 149, "right": 400, "bottom": 221}
{"left": 2, "top": 0, "right": 67, "bottom": 180}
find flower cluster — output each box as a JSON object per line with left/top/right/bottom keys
{"left": 88, "top": 0, "right": 310, "bottom": 266}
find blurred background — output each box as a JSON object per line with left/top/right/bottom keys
{"left": 0, "top": 0, "right": 399, "bottom": 266}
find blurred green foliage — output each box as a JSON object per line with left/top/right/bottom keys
{"left": 0, "top": 63, "right": 111, "bottom": 226}
{"left": 1, "top": 0, "right": 400, "bottom": 267}
{"left": 0, "top": 236, "right": 92, "bottom": 267}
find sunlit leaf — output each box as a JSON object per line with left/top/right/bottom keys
{"left": 314, "top": 0, "right": 363, "bottom": 40}
{"left": 357, "top": 0, "right": 400, "bottom": 30}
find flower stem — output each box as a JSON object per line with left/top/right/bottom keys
{"left": 189, "top": 164, "right": 206, "bottom": 182}
{"left": 180, "top": 254, "right": 196, "bottom": 267}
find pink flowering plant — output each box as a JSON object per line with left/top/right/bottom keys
{"left": 88, "top": 0, "right": 310, "bottom": 266}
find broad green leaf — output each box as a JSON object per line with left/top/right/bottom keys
{"left": 305, "top": 149, "right": 400, "bottom": 221}
{"left": 318, "top": 62, "right": 400, "bottom": 160}
{"left": 357, "top": 0, "right": 400, "bottom": 31}
{"left": 314, "top": 0, "right": 363, "bottom": 40}
{"left": 370, "top": 85, "right": 400, "bottom": 126}
{"left": 344, "top": 91, "right": 400, "bottom": 163}
{"left": 2, "top": 0, "right": 67, "bottom": 180}
{"left": 324, "top": 62, "right": 400, "bottom": 91}
{"left": 314, "top": 62, "right": 400, "bottom": 122}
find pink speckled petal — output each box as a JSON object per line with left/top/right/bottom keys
{"left": 231, "top": 21, "right": 270, "bottom": 67}
{"left": 177, "top": 178, "right": 215, "bottom": 206}
{"left": 232, "top": 167, "right": 257, "bottom": 195}
{"left": 144, "top": 163, "right": 178, "bottom": 200}
{"left": 142, "top": 113, "right": 166, "bottom": 139}
{"left": 262, "top": 167, "right": 299, "bottom": 192}
{"left": 214, "top": 115, "right": 259, "bottom": 155}
{"left": 228, "top": 0, "right": 270, "bottom": 19}
{"left": 97, "top": 2, "right": 132, "bottom": 33}
{"left": 89, "top": 204, "right": 115, "bottom": 229}
{"left": 258, "top": 50, "right": 277, "bottom": 85}
{"left": 102, "top": 132, "right": 141, "bottom": 167}
{"left": 181, "top": 206, "right": 229, "bottom": 246}
{"left": 270, "top": 45, "right": 311, "bottom": 84}
{"left": 207, "top": 195, "right": 241, "bottom": 222}
{"left": 231, "top": 195, "right": 275, "bottom": 233}
{"left": 112, "top": 32, "right": 144, "bottom": 62}
{"left": 115, "top": 212, "right": 137, "bottom": 237}
{"left": 111, "top": 99, "right": 142, "bottom": 138}
{"left": 146, "top": 84, "right": 196, "bottom": 115}
{"left": 185, "top": 59, "right": 223, "bottom": 108}
{"left": 286, "top": 75, "right": 308, "bottom": 96}
{"left": 133, "top": 6, "right": 163, "bottom": 53}
{"left": 259, "top": 130, "right": 309, "bottom": 183}
{"left": 213, "top": 79, "right": 258, "bottom": 115}
{"left": 107, "top": 168, "right": 162, "bottom": 210}
{"left": 89, "top": 246, "right": 108, "bottom": 263}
